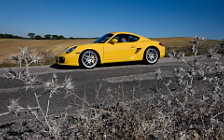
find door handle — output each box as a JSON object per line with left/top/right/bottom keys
{"left": 131, "top": 46, "right": 135, "bottom": 48}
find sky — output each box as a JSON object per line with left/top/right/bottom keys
{"left": 0, "top": 0, "right": 224, "bottom": 39}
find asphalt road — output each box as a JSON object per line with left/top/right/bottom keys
{"left": 0, "top": 56, "right": 207, "bottom": 124}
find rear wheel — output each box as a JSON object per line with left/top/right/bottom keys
{"left": 144, "top": 47, "right": 159, "bottom": 64}
{"left": 80, "top": 50, "right": 98, "bottom": 69}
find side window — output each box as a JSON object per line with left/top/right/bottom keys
{"left": 127, "top": 35, "right": 140, "bottom": 42}
{"left": 113, "top": 34, "right": 140, "bottom": 43}
{"left": 113, "top": 34, "right": 128, "bottom": 43}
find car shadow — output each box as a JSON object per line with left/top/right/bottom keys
{"left": 50, "top": 61, "right": 146, "bottom": 70}
{"left": 99, "top": 61, "right": 145, "bottom": 68}
{"left": 50, "top": 64, "right": 81, "bottom": 69}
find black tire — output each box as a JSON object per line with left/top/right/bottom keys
{"left": 79, "top": 50, "right": 99, "bottom": 69}
{"left": 144, "top": 47, "right": 159, "bottom": 64}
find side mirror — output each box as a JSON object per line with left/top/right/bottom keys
{"left": 110, "top": 39, "right": 118, "bottom": 44}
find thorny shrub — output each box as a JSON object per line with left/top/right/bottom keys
{"left": 0, "top": 38, "right": 224, "bottom": 139}
{"left": 1, "top": 48, "right": 74, "bottom": 137}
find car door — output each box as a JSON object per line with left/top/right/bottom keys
{"left": 104, "top": 34, "right": 139, "bottom": 61}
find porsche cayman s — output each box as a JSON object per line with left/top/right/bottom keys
{"left": 56, "top": 32, "right": 165, "bottom": 68}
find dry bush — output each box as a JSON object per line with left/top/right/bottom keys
{"left": 0, "top": 48, "right": 56, "bottom": 67}
{"left": 146, "top": 36, "right": 224, "bottom": 139}
{"left": 0, "top": 48, "right": 75, "bottom": 137}
{"left": 37, "top": 50, "right": 55, "bottom": 65}
{"left": 165, "top": 37, "right": 220, "bottom": 56}
{"left": 217, "top": 39, "right": 224, "bottom": 56}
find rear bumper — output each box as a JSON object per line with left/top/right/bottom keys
{"left": 55, "top": 54, "right": 80, "bottom": 66}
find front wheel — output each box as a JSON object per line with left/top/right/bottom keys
{"left": 144, "top": 48, "right": 159, "bottom": 64}
{"left": 80, "top": 50, "right": 99, "bottom": 69}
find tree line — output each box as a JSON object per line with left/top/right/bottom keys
{"left": 0, "top": 34, "right": 24, "bottom": 39}
{"left": 0, "top": 33, "right": 97, "bottom": 40}
{"left": 27, "top": 33, "right": 65, "bottom": 40}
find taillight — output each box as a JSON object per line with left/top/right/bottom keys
{"left": 159, "top": 42, "right": 164, "bottom": 46}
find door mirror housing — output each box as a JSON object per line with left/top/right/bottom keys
{"left": 110, "top": 39, "right": 118, "bottom": 44}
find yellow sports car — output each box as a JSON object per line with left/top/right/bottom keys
{"left": 56, "top": 32, "right": 165, "bottom": 68}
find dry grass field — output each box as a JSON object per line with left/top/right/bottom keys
{"left": 153, "top": 37, "right": 220, "bottom": 55}
{"left": 0, "top": 37, "right": 220, "bottom": 65}
{"left": 0, "top": 39, "right": 95, "bottom": 61}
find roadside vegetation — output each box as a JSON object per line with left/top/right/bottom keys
{"left": 153, "top": 37, "right": 221, "bottom": 56}
{"left": 0, "top": 36, "right": 224, "bottom": 139}
{"left": 0, "top": 38, "right": 95, "bottom": 66}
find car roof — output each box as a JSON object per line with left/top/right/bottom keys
{"left": 110, "top": 32, "right": 149, "bottom": 40}
{"left": 111, "top": 32, "right": 137, "bottom": 35}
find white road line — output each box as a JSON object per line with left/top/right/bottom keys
{"left": 104, "top": 72, "right": 172, "bottom": 83}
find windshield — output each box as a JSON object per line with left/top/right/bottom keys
{"left": 94, "top": 33, "right": 113, "bottom": 43}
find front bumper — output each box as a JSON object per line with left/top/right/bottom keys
{"left": 55, "top": 54, "right": 80, "bottom": 66}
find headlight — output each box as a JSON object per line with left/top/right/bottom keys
{"left": 66, "top": 46, "right": 77, "bottom": 54}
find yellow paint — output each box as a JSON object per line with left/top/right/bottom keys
{"left": 56, "top": 32, "right": 165, "bottom": 66}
